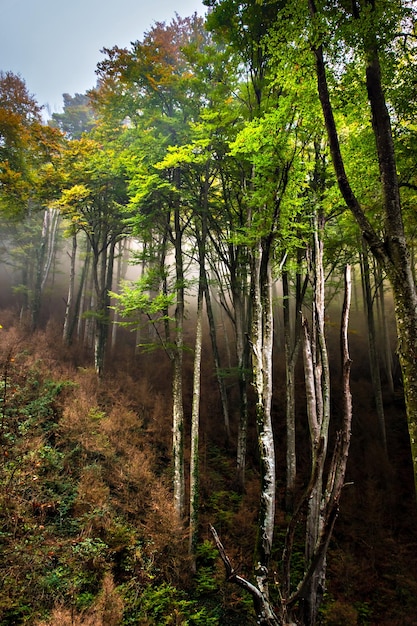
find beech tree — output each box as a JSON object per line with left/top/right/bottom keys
{"left": 0, "top": 71, "right": 63, "bottom": 326}
{"left": 298, "top": 0, "right": 417, "bottom": 489}
{"left": 205, "top": 0, "right": 286, "bottom": 492}
{"left": 51, "top": 92, "right": 96, "bottom": 139}
{"left": 53, "top": 137, "right": 129, "bottom": 375}
{"left": 94, "top": 14, "right": 214, "bottom": 518}
{"left": 212, "top": 255, "right": 353, "bottom": 626}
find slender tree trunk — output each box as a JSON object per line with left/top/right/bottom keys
{"left": 211, "top": 243, "right": 250, "bottom": 488}
{"left": 375, "top": 264, "right": 394, "bottom": 396}
{"left": 230, "top": 253, "right": 251, "bottom": 491}
{"left": 235, "top": 288, "right": 250, "bottom": 491}
{"left": 63, "top": 232, "right": 77, "bottom": 345}
{"left": 75, "top": 239, "right": 91, "bottom": 344}
{"left": 300, "top": 214, "right": 331, "bottom": 626}
{"left": 283, "top": 271, "right": 295, "bottom": 506}
{"left": 93, "top": 245, "right": 107, "bottom": 377}
{"left": 215, "top": 282, "right": 232, "bottom": 369}
{"left": 189, "top": 265, "right": 204, "bottom": 566}
{"left": 250, "top": 240, "right": 275, "bottom": 593}
{"left": 93, "top": 238, "right": 117, "bottom": 377}
{"left": 83, "top": 256, "right": 95, "bottom": 349}
{"left": 31, "top": 208, "right": 60, "bottom": 330}
{"left": 283, "top": 266, "right": 306, "bottom": 512}
{"left": 203, "top": 274, "right": 231, "bottom": 443}
{"left": 111, "top": 240, "right": 124, "bottom": 353}
{"left": 189, "top": 186, "right": 211, "bottom": 563}
{"left": 172, "top": 204, "right": 185, "bottom": 520}
{"left": 361, "top": 241, "right": 387, "bottom": 450}
{"left": 40, "top": 208, "right": 60, "bottom": 293}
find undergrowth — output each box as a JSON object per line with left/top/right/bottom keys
{"left": 1, "top": 323, "right": 417, "bottom": 625}
{"left": 0, "top": 327, "right": 246, "bottom": 625}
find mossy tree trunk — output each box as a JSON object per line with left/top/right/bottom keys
{"left": 170, "top": 196, "right": 186, "bottom": 520}
{"left": 189, "top": 253, "right": 204, "bottom": 565}
{"left": 250, "top": 238, "right": 276, "bottom": 595}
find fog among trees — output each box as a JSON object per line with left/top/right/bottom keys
{"left": 1, "top": 2, "right": 417, "bottom": 625}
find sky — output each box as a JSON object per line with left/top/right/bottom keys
{"left": 0, "top": 0, "right": 206, "bottom": 116}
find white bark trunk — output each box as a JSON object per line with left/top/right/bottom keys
{"left": 251, "top": 241, "right": 276, "bottom": 573}
{"left": 63, "top": 232, "right": 77, "bottom": 344}
{"left": 189, "top": 278, "right": 203, "bottom": 562}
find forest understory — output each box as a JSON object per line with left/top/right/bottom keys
{"left": 1, "top": 301, "right": 416, "bottom": 626}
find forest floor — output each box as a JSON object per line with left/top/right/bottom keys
{"left": 0, "top": 311, "right": 417, "bottom": 625}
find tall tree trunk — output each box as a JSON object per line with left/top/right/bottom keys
{"left": 300, "top": 213, "right": 331, "bottom": 626}
{"left": 283, "top": 271, "right": 296, "bottom": 511}
{"left": 83, "top": 256, "right": 95, "bottom": 349}
{"left": 360, "top": 241, "right": 387, "bottom": 451}
{"left": 203, "top": 273, "right": 231, "bottom": 443}
{"left": 189, "top": 262, "right": 204, "bottom": 567}
{"left": 75, "top": 239, "right": 91, "bottom": 344}
{"left": 235, "top": 285, "right": 250, "bottom": 492}
{"left": 63, "top": 231, "right": 77, "bottom": 345}
{"left": 189, "top": 186, "right": 210, "bottom": 563}
{"left": 282, "top": 265, "right": 353, "bottom": 626}
{"left": 375, "top": 264, "right": 394, "bottom": 396}
{"left": 283, "top": 264, "right": 307, "bottom": 512}
{"left": 93, "top": 238, "right": 117, "bottom": 377}
{"left": 31, "top": 208, "right": 60, "bottom": 330}
{"left": 172, "top": 204, "right": 185, "bottom": 520}
{"left": 250, "top": 239, "right": 275, "bottom": 593}
{"left": 111, "top": 240, "right": 124, "bottom": 353}
{"left": 227, "top": 249, "right": 251, "bottom": 491}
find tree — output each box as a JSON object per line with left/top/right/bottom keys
{"left": 301, "top": 0, "right": 417, "bottom": 491}
{"left": 212, "top": 259, "right": 353, "bottom": 625}
{"left": 53, "top": 137, "right": 129, "bottom": 375}
{"left": 282, "top": 249, "right": 308, "bottom": 511}
{"left": 1, "top": 71, "right": 64, "bottom": 327}
{"left": 204, "top": 0, "right": 286, "bottom": 492}
{"left": 94, "top": 14, "right": 214, "bottom": 517}
{"left": 51, "top": 92, "right": 97, "bottom": 139}
{"left": 0, "top": 71, "right": 60, "bottom": 218}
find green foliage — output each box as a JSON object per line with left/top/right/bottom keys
{"left": 353, "top": 601, "right": 373, "bottom": 625}
{"left": 1, "top": 3, "right": 417, "bottom": 624}
{"left": 87, "top": 406, "right": 107, "bottom": 421}
{"left": 207, "top": 490, "right": 242, "bottom": 529}
{"left": 193, "top": 541, "right": 220, "bottom": 597}
{"left": 123, "top": 582, "right": 218, "bottom": 625}
{"left": 51, "top": 92, "right": 97, "bottom": 139}
{"left": 112, "top": 273, "right": 175, "bottom": 321}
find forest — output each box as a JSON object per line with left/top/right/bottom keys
{"left": 1, "top": 1, "right": 417, "bottom": 624}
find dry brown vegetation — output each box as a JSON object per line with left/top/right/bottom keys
{"left": 0, "top": 312, "right": 417, "bottom": 625}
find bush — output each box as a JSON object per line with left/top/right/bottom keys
{"left": 121, "top": 582, "right": 218, "bottom": 625}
